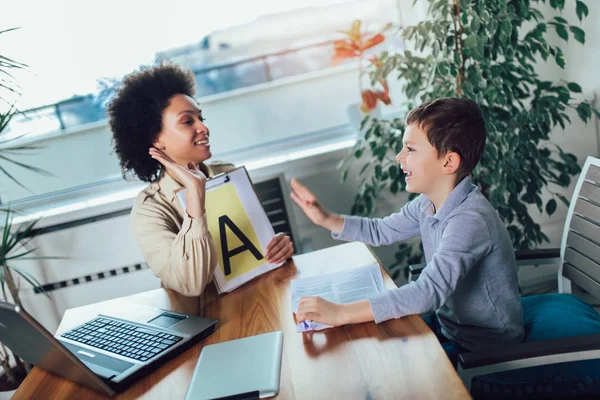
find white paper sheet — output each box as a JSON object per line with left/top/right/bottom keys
{"left": 291, "top": 263, "right": 385, "bottom": 332}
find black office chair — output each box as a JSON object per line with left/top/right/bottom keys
{"left": 409, "top": 156, "right": 600, "bottom": 399}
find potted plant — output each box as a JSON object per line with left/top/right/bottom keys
{"left": 0, "top": 210, "right": 50, "bottom": 391}
{"left": 340, "top": 0, "right": 598, "bottom": 278}
{"left": 0, "top": 27, "right": 55, "bottom": 393}
{"left": 332, "top": 20, "right": 393, "bottom": 132}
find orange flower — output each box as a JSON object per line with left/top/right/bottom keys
{"left": 361, "top": 33, "right": 385, "bottom": 51}
{"left": 360, "top": 90, "right": 378, "bottom": 112}
{"left": 337, "top": 20, "right": 362, "bottom": 42}
{"left": 332, "top": 20, "right": 388, "bottom": 64}
{"left": 335, "top": 20, "right": 393, "bottom": 112}
{"left": 360, "top": 79, "right": 392, "bottom": 112}
{"left": 368, "top": 55, "right": 382, "bottom": 67}
{"left": 332, "top": 40, "right": 361, "bottom": 65}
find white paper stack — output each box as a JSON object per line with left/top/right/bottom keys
{"left": 291, "top": 263, "right": 386, "bottom": 332}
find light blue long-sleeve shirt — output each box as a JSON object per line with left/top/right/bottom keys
{"left": 333, "top": 177, "right": 524, "bottom": 351}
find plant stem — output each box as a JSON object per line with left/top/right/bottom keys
{"left": 1, "top": 265, "right": 31, "bottom": 375}
{"left": 3, "top": 265, "right": 22, "bottom": 309}
{"left": 452, "top": 0, "right": 465, "bottom": 94}
{"left": 0, "top": 343, "right": 16, "bottom": 384}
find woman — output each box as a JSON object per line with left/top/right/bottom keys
{"left": 108, "top": 63, "right": 294, "bottom": 297}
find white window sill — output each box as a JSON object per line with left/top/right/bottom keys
{"left": 11, "top": 125, "right": 360, "bottom": 229}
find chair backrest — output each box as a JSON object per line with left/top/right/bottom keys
{"left": 560, "top": 156, "right": 600, "bottom": 300}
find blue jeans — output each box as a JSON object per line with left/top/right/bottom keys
{"left": 422, "top": 313, "right": 468, "bottom": 369}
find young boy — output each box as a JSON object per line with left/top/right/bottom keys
{"left": 290, "top": 98, "right": 524, "bottom": 363}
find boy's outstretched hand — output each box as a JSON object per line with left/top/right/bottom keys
{"left": 290, "top": 178, "right": 343, "bottom": 233}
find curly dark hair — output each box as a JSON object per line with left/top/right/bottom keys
{"left": 108, "top": 63, "right": 196, "bottom": 182}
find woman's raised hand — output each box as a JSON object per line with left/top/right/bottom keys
{"left": 150, "top": 147, "right": 206, "bottom": 218}
{"left": 149, "top": 147, "right": 206, "bottom": 191}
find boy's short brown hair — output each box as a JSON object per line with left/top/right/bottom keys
{"left": 406, "top": 97, "right": 486, "bottom": 178}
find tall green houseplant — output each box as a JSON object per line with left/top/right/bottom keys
{"left": 342, "top": 0, "right": 598, "bottom": 272}
{"left": 0, "top": 27, "right": 55, "bottom": 390}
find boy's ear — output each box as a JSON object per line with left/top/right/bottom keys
{"left": 443, "top": 151, "right": 461, "bottom": 175}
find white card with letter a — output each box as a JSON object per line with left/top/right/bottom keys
{"left": 176, "top": 166, "right": 283, "bottom": 293}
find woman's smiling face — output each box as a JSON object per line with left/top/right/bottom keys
{"left": 153, "top": 94, "right": 211, "bottom": 166}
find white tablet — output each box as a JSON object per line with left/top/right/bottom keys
{"left": 184, "top": 331, "right": 284, "bottom": 400}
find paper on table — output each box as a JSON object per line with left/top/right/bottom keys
{"left": 291, "top": 263, "right": 386, "bottom": 332}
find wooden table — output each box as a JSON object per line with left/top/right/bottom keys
{"left": 14, "top": 242, "right": 470, "bottom": 399}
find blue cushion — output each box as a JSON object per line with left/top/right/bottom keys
{"left": 522, "top": 293, "right": 600, "bottom": 342}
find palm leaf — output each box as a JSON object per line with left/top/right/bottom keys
{"left": 0, "top": 83, "right": 21, "bottom": 96}
{"left": 8, "top": 218, "right": 41, "bottom": 249}
{"left": 0, "top": 54, "right": 28, "bottom": 69}
{"left": 0, "top": 68, "right": 16, "bottom": 79}
{"left": 0, "top": 164, "right": 32, "bottom": 192}
{"left": 5, "top": 264, "right": 48, "bottom": 298}
{"left": 0, "top": 154, "right": 54, "bottom": 176}
{"left": 1, "top": 209, "right": 11, "bottom": 251}
{"left": 0, "top": 268, "right": 7, "bottom": 302}
{"left": 1, "top": 211, "right": 37, "bottom": 254}
{"left": 5, "top": 247, "right": 40, "bottom": 261}
{"left": 9, "top": 256, "right": 66, "bottom": 261}
{"left": 0, "top": 28, "right": 20, "bottom": 35}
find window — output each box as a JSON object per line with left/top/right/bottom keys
{"left": 1, "top": 0, "right": 402, "bottom": 205}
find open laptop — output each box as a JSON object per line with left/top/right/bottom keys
{"left": 0, "top": 300, "right": 217, "bottom": 396}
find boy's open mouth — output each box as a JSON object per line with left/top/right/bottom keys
{"left": 403, "top": 169, "right": 413, "bottom": 179}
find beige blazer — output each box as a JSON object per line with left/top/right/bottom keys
{"left": 131, "top": 162, "right": 235, "bottom": 297}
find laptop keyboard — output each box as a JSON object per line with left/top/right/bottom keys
{"left": 61, "top": 317, "right": 183, "bottom": 362}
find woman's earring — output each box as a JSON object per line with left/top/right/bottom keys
{"left": 159, "top": 145, "right": 166, "bottom": 150}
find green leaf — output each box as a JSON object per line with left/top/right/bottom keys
{"left": 464, "top": 35, "right": 478, "bottom": 50}
{"left": 359, "top": 115, "right": 371, "bottom": 131}
{"left": 390, "top": 180, "right": 398, "bottom": 194}
{"left": 549, "top": 0, "right": 565, "bottom": 10}
{"left": 554, "top": 48, "right": 566, "bottom": 68}
{"left": 375, "top": 165, "right": 382, "bottom": 179}
{"left": 359, "top": 162, "right": 371, "bottom": 177}
{"left": 576, "top": 1, "right": 589, "bottom": 22}
{"left": 576, "top": 102, "right": 591, "bottom": 122}
{"left": 488, "top": 19, "right": 498, "bottom": 36}
{"left": 471, "top": 15, "right": 481, "bottom": 34}
{"left": 567, "top": 82, "right": 582, "bottom": 93}
{"left": 553, "top": 16, "right": 568, "bottom": 24}
{"left": 437, "top": 61, "right": 449, "bottom": 76}
{"left": 554, "top": 24, "right": 568, "bottom": 41}
{"left": 557, "top": 194, "right": 570, "bottom": 207}
{"left": 500, "top": 20, "right": 512, "bottom": 43}
{"left": 569, "top": 26, "right": 585, "bottom": 44}
{"left": 546, "top": 199, "right": 557, "bottom": 216}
